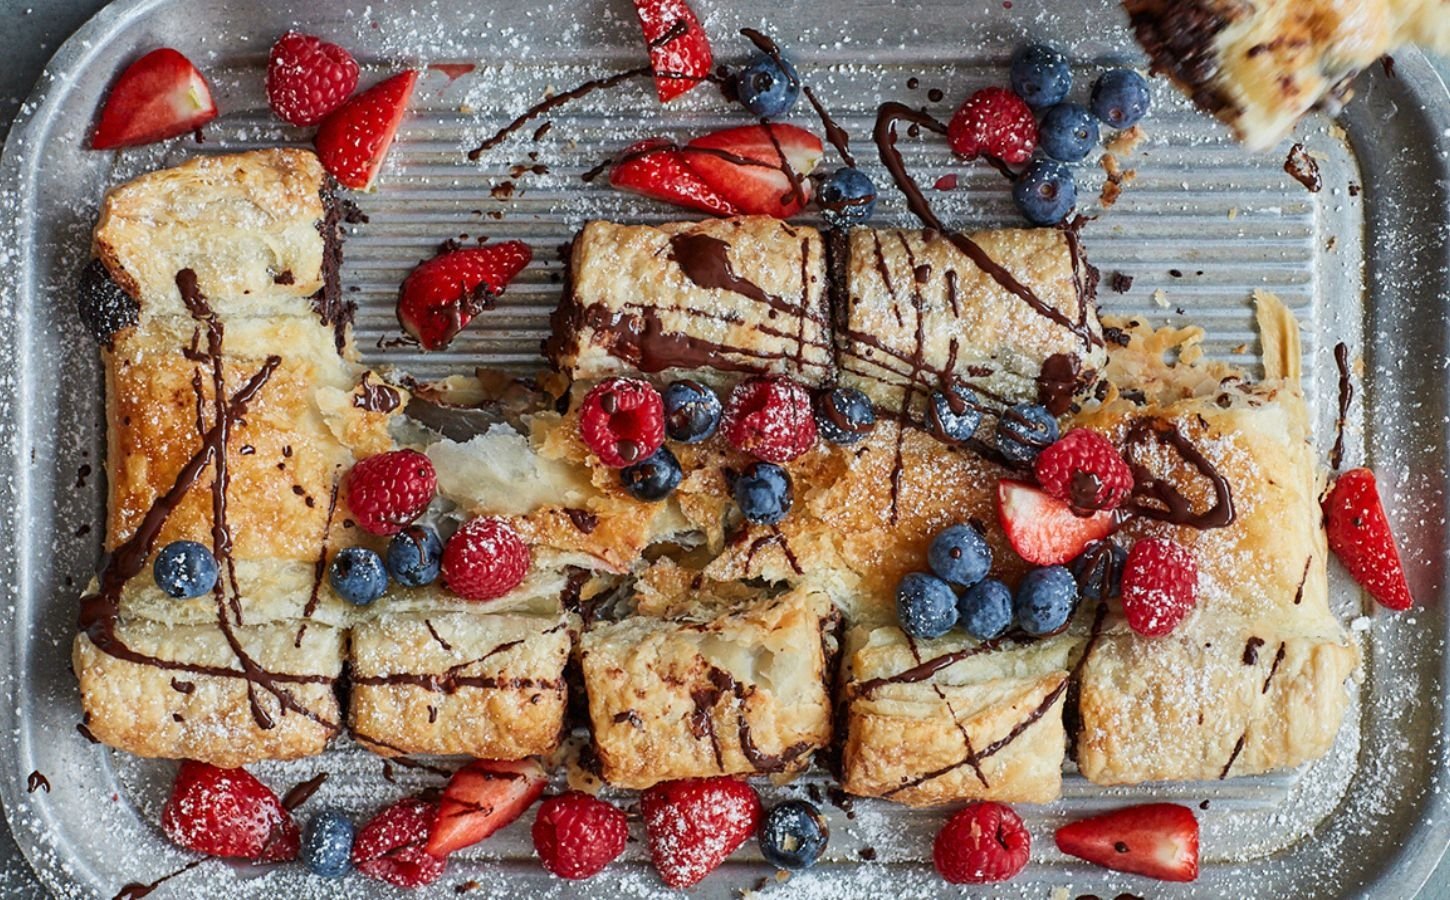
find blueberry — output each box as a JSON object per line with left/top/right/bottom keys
{"left": 386, "top": 525, "right": 443, "bottom": 587}
{"left": 958, "top": 578, "right": 1015, "bottom": 640}
{"left": 928, "top": 524, "right": 992, "bottom": 588}
{"left": 896, "top": 572, "right": 959, "bottom": 639}
{"left": 1038, "top": 103, "right": 1099, "bottom": 162}
{"left": 736, "top": 51, "right": 801, "bottom": 118}
{"left": 1070, "top": 539, "right": 1128, "bottom": 601}
{"left": 927, "top": 385, "right": 983, "bottom": 444}
{"left": 817, "top": 167, "right": 877, "bottom": 228}
{"left": 1014, "top": 566, "right": 1078, "bottom": 636}
{"left": 1013, "top": 159, "right": 1077, "bottom": 226}
{"left": 663, "top": 380, "right": 722, "bottom": 444}
{"left": 759, "top": 799, "right": 829, "bottom": 870}
{"left": 733, "top": 462, "right": 793, "bottom": 525}
{"left": 996, "top": 403, "right": 1059, "bottom": 465}
{"left": 301, "top": 810, "right": 355, "bottom": 878}
{"left": 1010, "top": 43, "right": 1072, "bottom": 108}
{"left": 329, "top": 546, "right": 389, "bottom": 606}
{"left": 77, "top": 259, "right": 138, "bottom": 344}
{"left": 814, "top": 387, "right": 876, "bottom": 445}
{"left": 1091, "top": 69, "right": 1151, "bottom": 128}
{"left": 621, "top": 446, "right": 684, "bottom": 502}
{"left": 152, "top": 541, "right": 218, "bottom": 600}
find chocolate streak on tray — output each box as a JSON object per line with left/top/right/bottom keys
{"left": 1331, "top": 341, "right": 1353, "bottom": 470}
{"left": 113, "top": 859, "right": 207, "bottom": 900}
{"left": 1284, "top": 143, "right": 1323, "bottom": 193}
{"left": 280, "top": 772, "right": 328, "bottom": 810}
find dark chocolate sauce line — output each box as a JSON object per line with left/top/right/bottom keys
{"left": 469, "top": 66, "right": 652, "bottom": 158}
{"left": 352, "top": 640, "right": 554, "bottom": 695}
{"left": 802, "top": 85, "right": 856, "bottom": 168}
{"left": 424, "top": 619, "right": 454, "bottom": 652}
{"left": 667, "top": 232, "right": 809, "bottom": 320}
{"left": 887, "top": 232, "right": 932, "bottom": 524}
{"left": 934, "top": 684, "right": 990, "bottom": 788}
{"left": 615, "top": 300, "right": 832, "bottom": 354}
{"left": 280, "top": 772, "right": 328, "bottom": 811}
{"left": 1122, "top": 418, "right": 1236, "bottom": 530}
{"left": 26, "top": 771, "right": 49, "bottom": 793}
{"left": 741, "top": 527, "right": 804, "bottom": 575}
{"left": 1261, "top": 642, "right": 1286, "bottom": 694}
{"left": 1293, "top": 557, "right": 1311, "bottom": 605}
{"left": 1220, "top": 732, "right": 1246, "bottom": 780}
{"left": 113, "top": 859, "right": 207, "bottom": 900}
{"left": 1331, "top": 341, "right": 1352, "bottom": 471}
{"left": 294, "top": 471, "right": 341, "bottom": 648}
{"left": 759, "top": 119, "right": 808, "bottom": 208}
{"left": 577, "top": 302, "right": 830, "bottom": 375}
{"left": 854, "top": 637, "right": 1010, "bottom": 696}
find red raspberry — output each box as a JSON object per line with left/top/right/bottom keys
{"left": 532, "top": 791, "right": 629, "bottom": 880}
{"left": 161, "top": 761, "right": 300, "bottom": 862}
{"left": 1034, "top": 429, "right": 1134, "bottom": 513}
{"left": 579, "top": 377, "right": 665, "bottom": 468}
{"left": 442, "top": 516, "right": 530, "bottom": 601}
{"left": 353, "top": 798, "right": 446, "bottom": 888}
{"left": 346, "top": 449, "right": 437, "bottom": 535}
{"left": 641, "top": 777, "right": 762, "bottom": 888}
{"left": 721, "top": 377, "right": 817, "bottom": 463}
{"left": 947, "top": 87, "right": 1038, "bottom": 166}
{"left": 1121, "top": 538, "right": 1198, "bottom": 637}
{"left": 933, "top": 801, "right": 1030, "bottom": 884}
{"left": 266, "top": 32, "right": 360, "bottom": 126}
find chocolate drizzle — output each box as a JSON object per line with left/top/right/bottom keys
{"left": 26, "top": 771, "right": 49, "bottom": 793}
{"left": 113, "top": 860, "right": 206, "bottom": 900}
{"left": 564, "top": 507, "right": 599, "bottom": 534}
{"left": 351, "top": 638, "right": 556, "bottom": 695}
{"left": 691, "top": 664, "right": 815, "bottom": 774}
{"left": 1331, "top": 342, "right": 1352, "bottom": 470}
{"left": 1220, "top": 732, "right": 1246, "bottom": 779}
{"left": 1284, "top": 143, "right": 1323, "bottom": 193}
{"left": 469, "top": 66, "right": 653, "bottom": 158}
{"left": 1261, "top": 642, "right": 1286, "bottom": 693}
{"left": 854, "top": 638, "right": 1012, "bottom": 697}
{"left": 1122, "top": 418, "right": 1235, "bottom": 529}
{"left": 280, "top": 772, "right": 328, "bottom": 810}
{"left": 354, "top": 372, "right": 401, "bottom": 413}
{"left": 1242, "top": 636, "right": 1265, "bottom": 665}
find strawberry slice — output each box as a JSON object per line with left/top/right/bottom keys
{"left": 315, "top": 70, "right": 417, "bottom": 190}
{"left": 91, "top": 48, "right": 217, "bottom": 149}
{"left": 424, "top": 759, "right": 547, "bottom": 857}
{"left": 1323, "top": 467, "right": 1414, "bottom": 610}
{"left": 682, "top": 124, "right": 823, "bottom": 218}
{"left": 160, "top": 761, "right": 300, "bottom": 862}
{"left": 354, "top": 797, "right": 446, "bottom": 887}
{"left": 397, "top": 240, "right": 533, "bottom": 350}
{"left": 610, "top": 139, "right": 739, "bottom": 216}
{"left": 1055, "top": 803, "right": 1199, "bottom": 882}
{"left": 630, "top": 0, "right": 713, "bottom": 102}
{"left": 641, "top": 776, "right": 761, "bottom": 888}
{"left": 997, "top": 479, "right": 1115, "bottom": 566}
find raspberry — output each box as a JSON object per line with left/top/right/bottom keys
{"left": 721, "top": 377, "right": 817, "bottom": 463}
{"left": 442, "top": 516, "right": 530, "bottom": 601}
{"left": 579, "top": 378, "right": 665, "bottom": 468}
{"left": 932, "top": 801, "right": 1030, "bottom": 884}
{"left": 161, "top": 761, "right": 300, "bottom": 862}
{"left": 346, "top": 449, "right": 437, "bottom": 536}
{"left": 1034, "top": 429, "right": 1134, "bottom": 513}
{"left": 1120, "top": 538, "right": 1198, "bottom": 637}
{"left": 532, "top": 792, "right": 629, "bottom": 880}
{"left": 947, "top": 87, "right": 1038, "bottom": 166}
{"left": 267, "top": 32, "right": 360, "bottom": 126}
{"left": 352, "top": 798, "right": 445, "bottom": 888}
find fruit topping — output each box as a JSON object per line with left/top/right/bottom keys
{"left": 153, "top": 540, "right": 219, "bottom": 600}
{"left": 947, "top": 87, "right": 1037, "bottom": 166}
{"left": 1010, "top": 43, "right": 1072, "bottom": 109}
{"left": 927, "top": 385, "right": 983, "bottom": 444}
{"left": 1038, "top": 102, "right": 1100, "bottom": 163}
{"left": 1013, "top": 158, "right": 1077, "bottom": 225}
{"left": 621, "top": 447, "right": 684, "bottom": 502}
{"left": 352, "top": 798, "right": 445, "bottom": 888}
{"left": 1070, "top": 538, "right": 1127, "bottom": 601}
{"left": 996, "top": 403, "right": 1059, "bottom": 466}
{"left": 759, "top": 799, "right": 829, "bottom": 871}
{"left": 161, "top": 761, "right": 300, "bottom": 862}
{"left": 532, "top": 791, "right": 629, "bottom": 880}
{"left": 933, "top": 801, "right": 1030, "bottom": 884}
{"left": 301, "top": 810, "right": 355, "bottom": 878}
{"left": 315, "top": 70, "right": 417, "bottom": 190}
{"left": 1034, "top": 429, "right": 1134, "bottom": 514}
{"left": 579, "top": 377, "right": 667, "bottom": 468}
{"left": 1120, "top": 537, "right": 1198, "bottom": 637}
{"left": 441, "top": 516, "right": 530, "bottom": 601}
{"left": 630, "top": 0, "right": 713, "bottom": 103}
{"left": 91, "top": 48, "right": 217, "bottom": 149}
{"left": 610, "top": 139, "right": 740, "bottom": 217}
{"left": 928, "top": 523, "right": 992, "bottom": 588}
{"left": 1014, "top": 565, "right": 1078, "bottom": 636}
{"left": 997, "top": 480, "right": 1116, "bottom": 566}
{"left": 396, "top": 240, "right": 534, "bottom": 350}
{"left": 329, "top": 546, "right": 389, "bottom": 607}
{"left": 1091, "top": 69, "right": 1152, "bottom": 129}
{"left": 683, "top": 124, "right": 823, "bottom": 218}
{"left": 732, "top": 462, "right": 793, "bottom": 525}
{"left": 958, "top": 578, "right": 1014, "bottom": 640}
{"left": 77, "top": 260, "right": 139, "bottom": 344}
{"left": 814, "top": 386, "right": 876, "bottom": 445}
{"left": 736, "top": 51, "right": 800, "bottom": 118}
{"left": 662, "top": 380, "right": 722, "bottom": 443}
{"left": 386, "top": 524, "right": 444, "bottom": 588}
{"left": 640, "top": 776, "right": 762, "bottom": 888}
{"left": 817, "top": 166, "right": 878, "bottom": 228}
{"left": 266, "top": 32, "right": 359, "bottom": 126}
{"left": 346, "top": 449, "right": 438, "bottom": 536}
{"left": 722, "top": 376, "right": 817, "bottom": 463}
{"left": 1054, "top": 803, "right": 1199, "bottom": 882}
{"left": 1323, "top": 467, "right": 1414, "bottom": 610}
{"left": 896, "top": 571, "right": 959, "bottom": 639}
{"left": 426, "top": 759, "right": 547, "bottom": 857}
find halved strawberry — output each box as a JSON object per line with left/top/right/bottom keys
{"left": 1055, "top": 803, "right": 1199, "bottom": 882}
{"left": 997, "top": 479, "right": 1115, "bottom": 566}
{"left": 397, "top": 240, "right": 533, "bottom": 350}
{"left": 424, "top": 759, "right": 547, "bottom": 857}
{"left": 682, "top": 124, "right": 823, "bottom": 218}
{"left": 610, "top": 139, "right": 739, "bottom": 216}
{"left": 353, "top": 797, "right": 446, "bottom": 888}
{"left": 1323, "top": 467, "right": 1414, "bottom": 610}
{"left": 160, "top": 761, "right": 299, "bottom": 862}
{"left": 315, "top": 70, "right": 417, "bottom": 190}
{"left": 92, "top": 48, "right": 217, "bottom": 149}
{"left": 630, "top": 0, "right": 713, "bottom": 102}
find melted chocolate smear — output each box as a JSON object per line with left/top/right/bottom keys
{"left": 1037, "top": 353, "right": 1086, "bottom": 416}
{"left": 280, "top": 772, "right": 328, "bottom": 810}
{"left": 564, "top": 507, "right": 598, "bottom": 535}
{"left": 1109, "top": 271, "right": 1134, "bottom": 293}
{"left": 1284, "top": 143, "right": 1322, "bottom": 192}
{"left": 802, "top": 85, "right": 856, "bottom": 167}
{"left": 1123, "top": 418, "right": 1235, "bottom": 529}
{"left": 113, "top": 859, "right": 206, "bottom": 900}
{"left": 354, "top": 372, "right": 401, "bottom": 413}
{"left": 76, "top": 722, "right": 100, "bottom": 744}
{"left": 1331, "top": 342, "right": 1353, "bottom": 470}
{"left": 26, "top": 771, "right": 49, "bottom": 793}
{"left": 1242, "top": 636, "right": 1265, "bottom": 665}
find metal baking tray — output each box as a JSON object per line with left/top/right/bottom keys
{"left": 1, "top": 0, "right": 1446, "bottom": 896}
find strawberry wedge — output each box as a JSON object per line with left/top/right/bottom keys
{"left": 1055, "top": 803, "right": 1199, "bottom": 882}
{"left": 92, "top": 48, "right": 217, "bottom": 149}
{"left": 630, "top": 0, "right": 713, "bottom": 102}
{"left": 682, "top": 124, "right": 823, "bottom": 218}
{"left": 425, "top": 759, "right": 547, "bottom": 856}
{"left": 1323, "top": 467, "right": 1415, "bottom": 610}
{"left": 397, "top": 240, "right": 533, "bottom": 350}
{"left": 315, "top": 70, "right": 417, "bottom": 190}
{"left": 997, "top": 479, "right": 1115, "bottom": 566}
{"left": 610, "top": 139, "right": 738, "bottom": 216}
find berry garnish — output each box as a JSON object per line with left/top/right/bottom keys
{"left": 532, "top": 791, "right": 629, "bottom": 880}
{"left": 1013, "top": 565, "right": 1078, "bottom": 636}
{"left": 266, "top": 32, "right": 359, "bottom": 126}
{"left": 386, "top": 524, "right": 444, "bottom": 588}
{"left": 958, "top": 578, "right": 1014, "bottom": 640}
{"left": 933, "top": 801, "right": 1030, "bottom": 884}
{"left": 352, "top": 798, "right": 445, "bottom": 888}
{"left": 996, "top": 403, "right": 1059, "bottom": 466}
{"left": 1091, "top": 69, "right": 1152, "bottom": 129}
{"left": 621, "top": 447, "right": 684, "bottom": 502}
{"left": 929, "top": 523, "right": 992, "bottom": 588}
{"left": 329, "top": 546, "right": 389, "bottom": 607}
{"left": 732, "top": 462, "right": 793, "bottom": 525}
{"left": 1070, "top": 539, "right": 1127, "bottom": 601}
{"left": 640, "top": 777, "right": 762, "bottom": 889}
{"left": 397, "top": 241, "right": 533, "bottom": 350}
{"left": 817, "top": 167, "right": 878, "bottom": 228}
{"left": 1323, "top": 467, "right": 1413, "bottom": 610}
{"left": 736, "top": 51, "right": 800, "bottom": 118}
{"left": 722, "top": 376, "right": 817, "bottom": 463}
{"left": 579, "top": 377, "right": 666, "bottom": 468}
{"left": 630, "top": 0, "right": 713, "bottom": 103}
{"left": 1054, "top": 803, "right": 1198, "bottom": 882}
{"left": 1034, "top": 429, "right": 1134, "bottom": 514}
{"left": 759, "top": 799, "right": 829, "bottom": 871}
{"left": 928, "top": 385, "right": 983, "bottom": 444}
{"left": 161, "top": 761, "right": 300, "bottom": 862}
{"left": 426, "top": 759, "right": 547, "bottom": 856}
{"left": 947, "top": 87, "right": 1037, "bottom": 166}
{"left": 663, "top": 380, "right": 722, "bottom": 443}
{"left": 314, "top": 70, "right": 417, "bottom": 190}
{"left": 896, "top": 572, "right": 959, "bottom": 639}
{"left": 610, "top": 139, "right": 740, "bottom": 217}
{"left": 1038, "top": 102, "right": 1100, "bottom": 163}
{"left": 91, "top": 48, "right": 217, "bottom": 149}
{"left": 346, "top": 448, "right": 437, "bottom": 535}
{"left": 153, "top": 540, "right": 219, "bottom": 600}
{"left": 1013, "top": 158, "right": 1077, "bottom": 225}
{"left": 441, "top": 516, "right": 530, "bottom": 601}
{"left": 1010, "top": 43, "right": 1072, "bottom": 109}
{"left": 997, "top": 479, "right": 1116, "bottom": 566}
{"left": 683, "top": 124, "right": 823, "bottom": 219}
{"left": 77, "top": 260, "right": 138, "bottom": 344}
{"left": 1120, "top": 538, "right": 1198, "bottom": 637}
{"left": 301, "top": 810, "right": 355, "bottom": 878}
{"left": 814, "top": 386, "right": 876, "bottom": 445}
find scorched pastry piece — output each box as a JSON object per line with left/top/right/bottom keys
{"left": 546, "top": 216, "right": 833, "bottom": 388}
{"left": 1124, "top": 0, "right": 1450, "bottom": 150}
